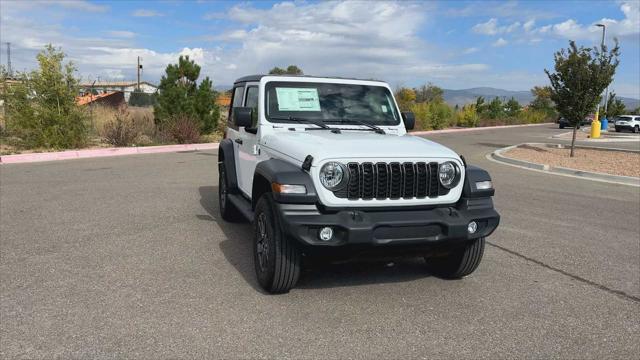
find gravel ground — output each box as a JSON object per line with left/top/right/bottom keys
{"left": 505, "top": 144, "right": 640, "bottom": 177}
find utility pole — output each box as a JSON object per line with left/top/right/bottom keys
{"left": 137, "top": 56, "right": 142, "bottom": 91}
{"left": 5, "top": 42, "right": 12, "bottom": 76}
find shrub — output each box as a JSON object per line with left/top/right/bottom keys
{"left": 165, "top": 114, "right": 201, "bottom": 144}
{"left": 3, "top": 45, "right": 89, "bottom": 149}
{"left": 456, "top": 104, "right": 479, "bottom": 127}
{"left": 103, "top": 109, "right": 137, "bottom": 146}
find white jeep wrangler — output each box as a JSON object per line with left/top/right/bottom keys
{"left": 218, "top": 75, "right": 500, "bottom": 293}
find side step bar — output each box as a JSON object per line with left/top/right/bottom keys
{"left": 228, "top": 193, "right": 254, "bottom": 222}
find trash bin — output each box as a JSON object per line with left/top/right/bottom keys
{"left": 601, "top": 117, "right": 608, "bottom": 131}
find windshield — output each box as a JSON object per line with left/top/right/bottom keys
{"left": 617, "top": 116, "right": 633, "bottom": 121}
{"left": 265, "top": 81, "right": 400, "bottom": 125}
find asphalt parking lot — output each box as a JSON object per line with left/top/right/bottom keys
{"left": 1, "top": 124, "right": 639, "bottom": 358}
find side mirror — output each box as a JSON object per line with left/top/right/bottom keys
{"left": 233, "top": 107, "right": 253, "bottom": 128}
{"left": 402, "top": 111, "right": 415, "bottom": 130}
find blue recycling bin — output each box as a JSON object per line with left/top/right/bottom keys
{"left": 600, "top": 117, "right": 608, "bottom": 131}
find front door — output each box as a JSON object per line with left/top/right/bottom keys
{"left": 236, "top": 83, "right": 260, "bottom": 196}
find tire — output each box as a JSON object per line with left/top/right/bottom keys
{"left": 615, "top": 128, "right": 620, "bottom": 132}
{"left": 559, "top": 124, "right": 564, "bottom": 129}
{"left": 634, "top": 126, "right": 638, "bottom": 133}
{"left": 218, "top": 164, "right": 243, "bottom": 222}
{"left": 425, "top": 237, "right": 485, "bottom": 279}
{"left": 254, "top": 193, "right": 301, "bottom": 293}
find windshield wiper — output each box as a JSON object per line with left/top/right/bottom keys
{"left": 326, "top": 118, "right": 386, "bottom": 134}
{"left": 269, "top": 115, "right": 340, "bottom": 134}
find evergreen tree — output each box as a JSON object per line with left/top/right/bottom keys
{"left": 154, "top": 56, "right": 219, "bottom": 133}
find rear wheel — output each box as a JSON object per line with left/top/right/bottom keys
{"left": 219, "top": 165, "right": 243, "bottom": 222}
{"left": 254, "top": 193, "right": 301, "bottom": 293}
{"left": 425, "top": 237, "right": 485, "bottom": 279}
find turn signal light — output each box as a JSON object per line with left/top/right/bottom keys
{"left": 271, "top": 183, "right": 307, "bottom": 194}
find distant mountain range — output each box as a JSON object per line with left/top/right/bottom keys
{"left": 442, "top": 87, "right": 639, "bottom": 110}
{"left": 214, "top": 85, "right": 639, "bottom": 110}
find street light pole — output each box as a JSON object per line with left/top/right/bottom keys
{"left": 596, "top": 23, "right": 609, "bottom": 131}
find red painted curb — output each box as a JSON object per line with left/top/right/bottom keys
{"left": 410, "top": 123, "right": 553, "bottom": 136}
{"left": 1, "top": 143, "right": 219, "bottom": 164}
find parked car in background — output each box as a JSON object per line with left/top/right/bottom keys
{"left": 614, "top": 115, "right": 640, "bottom": 133}
{"left": 557, "top": 116, "right": 593, "bottom": 129}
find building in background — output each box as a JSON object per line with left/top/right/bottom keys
{"left": 79, "top": 81, "right": 157, "bottom": 102}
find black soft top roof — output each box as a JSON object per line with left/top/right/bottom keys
{"left": 233, "top": 74, "right": 384, "bottom": 84}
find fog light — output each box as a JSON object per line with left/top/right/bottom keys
{"left": 319, "top": 227, "right": 333, "bottom": 241}
{"left": 468, "top": 221, "right": 478, "bottom": 234}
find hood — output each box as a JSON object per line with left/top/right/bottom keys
{"left": 260, "top": 129, "right": 460, "bottom": 163}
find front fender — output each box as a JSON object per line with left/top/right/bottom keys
{"left": 255, "top": 159, "right": 319, "bottom": 204}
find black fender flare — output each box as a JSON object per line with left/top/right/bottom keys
{"left": 462, "top": 165, "right": 495, "bottom": 198}
{"left": 218, "top": 139, "right": 239, "bottom": 193}
{"left": 254, "top": 159, "right": 318, "bottom": 204}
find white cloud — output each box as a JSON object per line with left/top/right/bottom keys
{"left": 1, "top": 1, "right": 490, "bottom": 88}
{"left": 472, "top": 18, "right": 521, "bottom": 35}
{"left": 132, "top": 9, "right": 163, "bottom": 17}
{"left": 462, "top": 47, "right": 479, "bottom": 54}
{"left": 492, "top": 38, "right": 508, "bottom": 47}
{"left": 57, "top": 0, "right": 108, "bottom": 12}
{"left": 473, "top": 18, "right": 499, "bottom": 35}
{"left": 523, "top": 19, "right": 535, "bottom": 32}
{"left": 107, "top": 30, "right": 136, "bottom": 38}
{"left": 531, "top": 1, "right": 639, "bottom": 41}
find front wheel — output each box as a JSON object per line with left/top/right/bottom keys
{"left": 219, "top": 165, "right": 244, "bottom": 222}
{"left": 425, "top": 237, "right": 485, "bottom": 279}
{"left": 254, "top": 193, "right": 301, "bottom": 293}
{"left": 634, "top": 125, "right": 638, "bottom": 133}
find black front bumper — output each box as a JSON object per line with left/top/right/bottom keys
{"left": 276, "top": 197, "right": 500, "bottom": 248}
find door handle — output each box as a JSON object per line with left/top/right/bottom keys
{"left": 234, "top": 139, "right": 243, "bottom": 145}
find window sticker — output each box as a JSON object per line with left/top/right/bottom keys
{"left": 276, "top": 88, "right": 321, "bottom": 111}
{"left": 381, "top": 105, "right": 388, "bottom": 113}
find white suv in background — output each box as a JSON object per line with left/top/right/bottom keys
{"left": 614, "top": 115, "right": 640, "bottom": 133}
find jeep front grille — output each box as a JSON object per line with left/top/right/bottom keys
{"left": 333, "top": 162, "right": 450, "bottom": 200}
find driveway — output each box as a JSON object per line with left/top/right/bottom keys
{"left": 1, "top": 124, "right": 638, "bottom": 358}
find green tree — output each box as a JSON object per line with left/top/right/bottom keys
{"left": 529, "top": 85, "right": 556, "bottom": 119}
{"left": 154, "top": 55, "right": 219, "bottom": 133}
{"left": 456, "top": 104, "right": 479, "bottom": 127}
{"left": 414, "top": 83, "right": 444, "bottom": 103}
{"left": 604, "top": 92, "right": 626, "bottom": 119}
{"left": 505, "top": 97, "right": 521, "bottom": 117}
{"left": 395, "top": 87, "right": 416, "bottom": 111}
{"left": 2, "top": 44, "right": 88, "bottom": 149}
{"left": 545, "top": 40, "right": 620, "bottom": 156}
{"left": 475, "top": 96, "right": 486, "bottom": 114}
{"left": 486, "top": 97, "right": 503, "bottom": 119}
{"left": 268, "top": 65, "right": 303, "bottom": 75}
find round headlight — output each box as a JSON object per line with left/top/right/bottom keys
{"left": 319, "top": 162, "right": 347, "bottom": 190}
{"left": 438, "top": 161, "right": 460, "bottom": 189}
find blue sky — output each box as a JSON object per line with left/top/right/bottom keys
{"left": 1, "top": 0, "right": 638, "bottom": 98}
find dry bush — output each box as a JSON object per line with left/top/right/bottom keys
{"left": 90, "top": 105, "right": 117, "bottom": 137}
{"left": 165, "top": 114, "right": 201, "bottom": 144}
{"left": 127, "top": 106, "right": 155, "bottom": 137}
{"left": 103, "top": 109, "right": 137, "bottom": 146}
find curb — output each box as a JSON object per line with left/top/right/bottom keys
{"left": 491, "top": 144, "right": 549, "bottom": 171}
{"left": 551, "top": 130, "right": 640, "bottom": 142}
{"left": 0, "top": 143, "right": 220, "bottom": 164}
{"left": 410, "top": 122, "right": 553, "bottom": 136}
{"left": 490, "top": 143, "right": 640, "bottom": 187}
